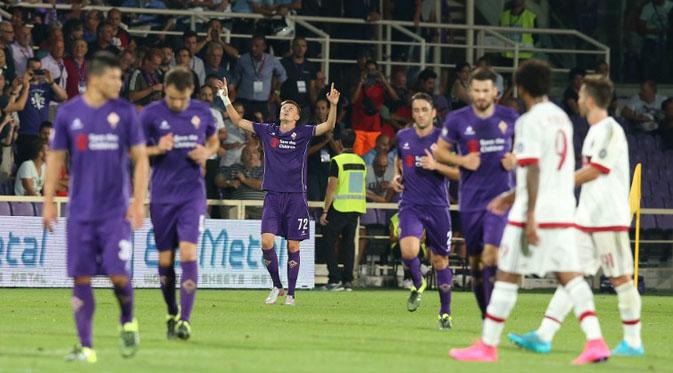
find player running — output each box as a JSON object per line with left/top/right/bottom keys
{"left": 217, "top": 78, "right": 340, "bottom": 305}
{"left": 140, "top": 67, "right": 219, "bottom": 340}
{"left": 449, "top": 60, "right": 611, "bottom": 364}
{"left": 508, "top": 75, "right": 644, "bottom": 357}
{"left": 391, "top": 93, "right": 459, "bottom": 329}
{"left": 434, "top": 68, "right": 518, "bottom": 318}
{"left": 43, "top": 52, "right": 149, "bottom": 363}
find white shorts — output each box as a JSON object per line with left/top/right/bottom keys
{"left": 576, "top": 230, "right": 633, "bottom": 278}
{"left": 498, "top": 225, "right": 581, "bottom": 277}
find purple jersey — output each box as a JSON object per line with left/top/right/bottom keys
{"left": 441, "top": 105, "right": 517, "bottom": 212}
{"left": 141, "top": 99, "right": 216, "bottom": 204}
{"left": 396, "top": 127, "right": 449, "bottom": 207}
{"left": 254, "top": 122, "right": 315, "bottom": 193}
{"left": 51, "top": 96, "right": 145, "bottom": 222}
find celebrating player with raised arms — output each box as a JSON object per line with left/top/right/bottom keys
{"left": 216, "top": 78, "right": 340, "bottom": 305}
{"left": 43, "top": 52, "right": 150, "bottom": 363}
{"left": 434, "top": 68, "right": 518, "bottom": 318}
{"left": 391, "top": 92, "right": 459, "bottom": 329}
{"left": 449, "top": 60, "right": 610, "bottom": 365}
{"left": 508, "top": 75, "right": 644, "bottom": 357}
{"left": 140, "top": 67, "right": 219, "bottom": 340}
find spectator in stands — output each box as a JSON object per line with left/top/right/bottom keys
{"left": 38, "top": 121, "right": 52, "bottom": 145}
{"left": 639, "top": 0, "right": 673, "bottom": 81}
{"left": 82, "top": 10, "right": 102, "bottom": 44}
{"left": 176, "top": 47, "right": 201, "bottom": 92}
{"left": 623, "top": 0, "right": 645, "bottom": 82}
{"left": 64, "top": 39, "right": 88, "bottom": 98}
{"left": 107, "top": 8, "right": 132, "bottom": 50}
{"left": 11, "top": 24, "right": 33, "bottom": 78}
{"left": 280, "top": 36, "right": 319, "bottom": 123}
{"left": 87, "top": 23, "right": 121, "bottom": 58}
{"left": 119, "top": 48, "right": 137, "bottom": 99}
{"left": 562, "top": 67, "right": 586, "bottom": 116}
{"left": 415, "top": 68, "right": 450, "bottom": 124}
{"left": 230, "top": 146, "right": 265, "bottom": 219}
{"left": 0, "top": 72, "right": 30, "bottom": 124}
{"left": 16, "top": 58, "right": 67, "bottom": 166}
{"left": 380, "top": 69, "right": 412, "bottom": 139}
{"left": 14, "top": 139, "right": 46, "bottom": 196}
{"left": 0, "top": 22, "right": 16, "bottom": 85}
{"left": 183, "top": 31, "right": 207, "bottom": 86}
{"left": 621, "top": 80, "right": 668, "bottom": 131}
{"left": 232, "top": 35, "right": 287, "bottom": 121}
{"left": 450, "top": 62, "right": 472, "bottom": 110}
{"left": 128, "top": 49, "right": 164, "bottom": 107}
{"left": 41, "top": 39, "right": 67, "bottom": 92}
{"left": 307, "top": 98, "right": 343, "bottom": 201}
{"left": 659, "top": 98, "right": 673, "bottom": 150}
{"left": 220, "top": 100, "right": 247, "bottom": 167}
{"left": 195, "top": 20, "right": 240, "bottom": 71}
{"left": 62, "top": 18, "right": 84, "bottom": 56}
{"left": 362, "top": 133, "right": 396, "bottom": 169}
{"left": 0, "top": 49, "right": 13, "bottom": 89}
{"left": 476, "top": 56, "right": 504, "bottom": 99}
{"left": 501, "top": 96, "right": 522, "bottom": 113}
{"left": 340, "top": 0, "right": 380, "bottom": 59}
{"left": 351, "top": 60, "right": 399, "bottom": 155}
{"left": 204, "top": 42, "right": 231, "bottom": 81}
{"left": 158, "top": 44, "right": 175, "bottom": 74}
{"left": 0, "top": 115, "right": 17, "bottom": 182}
{"left": 499, "top": 0, "right": 537, "bottom": 64}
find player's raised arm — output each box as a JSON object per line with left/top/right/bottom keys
{"left": 42, "top": 149, "right": 66, "bottom": 232}
{"left": 128, "top": 144, "right": 149, "bottom": 230}
{"left": 315, "top": 83, "right": 340, "bottom": 137}
{"left": 216, "top": 77, "right": 253, "bottom": 133}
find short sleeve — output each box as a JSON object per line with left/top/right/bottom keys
{"left": 126, "top": 106, "right": 145, "bottom": 147}
{"left": 329, "top": 159, "right": 339, "bottom": 177}
{"left": 252, "top": 122, "right": 266, "bottom": 137}
{"left": 204, "top": 107, "right": 216, "bottom": 138}
{"left": 627, "top": 96, "right": 641, "bottom": 112}
{"left": 514, "top": 117, "right": 541, "bottom": 166}
{"left": 51, "top": 107, "right": 70, "bottom": 151}
{"left": 139, "top": 107, "right": 156, "bottom": 146}
{"left": 16, "top": 161, "right": 33, "bottom": 179}
{"left": 440, "top": 113, "right": 459, "bottom": 144}
{"left": 587, "top": 123, "right": 619, "bottom": 174}
{"left": 274, "top": 58, "right": 288, "bottom": 83}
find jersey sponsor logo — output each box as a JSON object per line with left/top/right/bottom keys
{"left": 465, "top": 126, "right": 475, "bottom": 135}
{"left": 159, "top": 120, "right": 170, "bottom": 130}
{"left": 479, "top": 138, "right": 507, "bottom": 153}
{"left": 498, "top": 120, "right": 508, "bottom": 134}
{"left": 107, "top": 112, "right": 120, "bottom": 129}
{"left": 174, "top": 134, "right": 199, "bottom": 149}
{"left": 71, "top": 118, "right": 83, "bottom": 130}
{"left": 191, "top": 115, "right": 201, "bottom": 129}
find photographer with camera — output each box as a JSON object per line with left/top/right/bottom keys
{"left": 350, "top": 60, "right": 399, "bottom": 155}
{"left": 16, "top": 57, "right": 67, "bottom": 166}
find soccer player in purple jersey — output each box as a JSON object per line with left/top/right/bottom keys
{"left": 391, "top": 93, "right": 459, "bottom": 329}
{"left": 43, "top": 52, "right": 150, "bottom": 363}
{"left": 141, "top": 67, "right": 219, "bottom": 340}
{"left": 434, "top": 68, "right": 518, "bottom": 318}
{"left": 216, "top": 77, "right": 340, "bottom": 305}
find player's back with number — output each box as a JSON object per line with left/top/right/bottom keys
{"left": 511, "top": 101, "right": 575, "bottom": 224}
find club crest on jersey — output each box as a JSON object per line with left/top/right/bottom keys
{"left": 465, "top": 126, "right": 475, "bottom": 135}
{"left": 498, "top": 121, "right": 508, "bottom": 134}
{"left": 159, "top": 120, "right": 170, "bottom": 130}
{"left": 191, "top": 115, "right": 201, "bottom": 129}
{"left": 107, "top": 112, "right": 120, "bottom": 129}
{"left": 71, "top": 118, "right": 83, "bottom": 130}
{"left": 291, "top": 132, "right": 297, "bottom": 140}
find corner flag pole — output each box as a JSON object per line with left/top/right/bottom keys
{"left": 629, "top": 163, "right": 642, "bottom": 288}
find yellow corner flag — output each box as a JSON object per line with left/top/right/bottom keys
{"left": 629, "top": 164, "right": 642, "bottom": 287}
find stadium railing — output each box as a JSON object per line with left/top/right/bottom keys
{"left": 10, "top": 2, "right": 610, "bottom": 83}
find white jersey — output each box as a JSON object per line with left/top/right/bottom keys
{"left": 575, "top": 116, "right": 631, "bottom": 230}
{"left": 509, "top": 101, "right": 576, "bottom": 225}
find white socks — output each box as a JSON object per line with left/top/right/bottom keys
{"left": 482, "top": 281, "right": 519, "bottom": 347}
{"left": 564, "top": 276, "right": 603, "bottom": 341}
{"left": 615, "top": 281, "right": 642, "bottom": 348}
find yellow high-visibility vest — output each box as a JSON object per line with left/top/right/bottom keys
{"left": 332, "top": 152, "right": 367, "bottom": 214}
{"left": 500, "top": 9, "right": 536, "bottom": 59}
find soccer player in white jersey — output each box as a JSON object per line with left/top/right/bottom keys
{"left": 449, "top": 60, "right": 611, "bottom": 364}
{"left": 508, "top": 76, "right": 644, "bottom": 357}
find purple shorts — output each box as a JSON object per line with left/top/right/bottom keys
{"left": 460, "top": 209, "right": 507, "bottom": 256}
{"left": 261, "top": 191, "right": 310, "bottom": 241}
{"left": 66, "top": 217, "right": 132, "bottom": 277}
{"left": 150, "top": 200, "right": 205, "bottom": 251}
{"left": 398, "top": 204, "right": 452, "bottom": 256}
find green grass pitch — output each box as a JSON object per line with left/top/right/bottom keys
{"left": 0, "top": 289, "right": 671, "bottom": 372}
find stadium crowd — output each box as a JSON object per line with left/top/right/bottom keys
{"left": 0, "top": 0, "right": 671, "bottom": 263}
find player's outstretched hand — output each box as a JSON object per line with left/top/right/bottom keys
{"left": 420, "top": 149, "right": 437, "bottom": 171}
{"left": 42, "top": 202, "right": 57, "bottom": 232}
{"left": 326, "top": 83, "right": 340, "bottom": 105}
{"left": 391, "top": 175, "right": 404, "bottom": 192}
{"left": 525, "top": 213, "right": 540, "bottom": 246}
{"left": 320, "top": 211, "right": 329, "bottom": 226}
{"left": 215, "top": 77, "right": 228, "bottom": 97}
{"left": 501, "top": 152, "right": 516, "bottom": 171}
{"left": 158, "top": 133, "right": 174, "bottom": 153}
{"left": 126, "top": 201, "right": 145, "bottom": 230}
{"left": 487, "top": 191, "right": 514, "bottom": 215}
{"left": 461, "top": 152, "right": 481, "bottom": 171}
{"left": 188, "top": 144, "right": 208, "bottom": 168}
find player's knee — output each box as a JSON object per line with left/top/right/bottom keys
{"left": 109, "top": 275, "right": 129, "bottom": 287}
{"left": 287, "top": 241, "right": 300, "bottom": 253}
{"left": 158, "top": 252, "right": 174, "bottom": 267}
{"left": 468, "top": 256, "right": 481, "bottom": 272}
{"left": 610, "top": 275, "right": 631, "bottom": 287}
{"left": 179, "top": 243, "right": 198, "bottom": 262}
{"left": 431, "top": 255, "right": 449, "bottom": 270}
{"left": 481, "top": 245, "right": 498, "bottom": 267}
{"left": 74, "top": 276, "right": 92, "bottom": 286}
{"left": 261, "top": 237, "right": 275, "bottom": 250}
{"left": 555, "top": 272, "right": 582, "bottom": 286}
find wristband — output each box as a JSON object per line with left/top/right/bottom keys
{"left": 218, "top": 90, "right": 231, "bottom": 106}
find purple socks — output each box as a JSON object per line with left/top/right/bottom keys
{"left": 402, "top": 257, "right": 423, "bottom": 289}
{"left": 263, "top": 247, "right": 283, "bottom": 289}
{"left": 180, "top": 261, "right": 198, "bottom": 322}
{"left": 436, "top": 267, "right": 453, "bottom": 315}
{"left": 73, "top": 284, "right": 95, "bottom": 348}
{"left": 158, "top": 265, "right": 178, "bottom": 316}
{"left": 287, "top": 251, "right": 300, "bottom": 296}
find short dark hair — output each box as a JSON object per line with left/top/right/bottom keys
{"left": 365, "top": 60, "right": 378, "bottom": 68}
{"left": 581, "top": 75, "right": 614, "bottom": 109}
{"left": 28, "top": 138, "right": 45, "bottom": 160}
{"left": 88, "top": 52, "right": 121, "bottom": 77}
{"left": 183, "top": 30, "right": 198, "bottom": 40}
{"left": 410, "top": 92, "right": 434, "bottom": 108}
{"left": 341, "top": 129, "right": 356, "bottom": 148}
{"left": 27, "top": 57, "right": 41, "bottom": 66}
{"left": 292, "top": 35, "right": 306, "bottom": 45}
{"left": 280, "top": 99, "right": 301, "bottom": 116}
{"left": 514, "top": 59, "right": 551, "bottom": 98}
{"left": 470, "top": 67, "right": 498, "bottom": 84}
{"left": 417, "top": 68, "right": 437, "bottom": 82}
{"left": 662, "top": 97, "right": 673, "bottom": 111}
{"left": 165, "top": 67, "right": 194, "bottom": 91}
{"left": 40, "top": 121, "right": 52, "bottom": 130}
{"left": 252, "top": 34, "right": 267, "bottom": 44}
